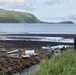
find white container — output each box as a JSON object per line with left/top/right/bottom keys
{"left": 25, "top": 50, "right": 35, "bottom": 55}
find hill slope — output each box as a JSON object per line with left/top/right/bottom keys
{"left": 0, "top": 9, "right": 41, "bottom": 23}
{"left": 59, "top": 21, "right": 74, "bottom": 24}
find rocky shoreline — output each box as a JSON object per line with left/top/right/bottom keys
{"left": 0, "top": 57, "right": 39, "bottom": 75}
{"left": 0, "top": 51, "right": 53, "bottom": 75}
{"left": 0, "top": 40, "right": 73, "bottom": 48}
{"left": 0, "top": 40, "right": 73, "bottom": 75}
{"left": 0, "top": 46, "right": 71, "bottom": 75}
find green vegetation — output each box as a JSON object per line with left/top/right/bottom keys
{"left": 25, "top": 48, "right": 32, "bottom": 50}
{"left": 0, "top": 9, "right": 41, "bottom": 23}
{"left": 59, "top": 21, "right": 74, "bottom": 24}
{"left": 29, "top": 48, "right": 76, "bottom": 75}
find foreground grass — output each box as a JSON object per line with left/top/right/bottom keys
{"left": 29, "top": 48, "right": 76, "bottom": 75}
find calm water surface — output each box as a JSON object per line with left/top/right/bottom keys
{"left": 0, "top": 23, "right": 76, "bottom": 33}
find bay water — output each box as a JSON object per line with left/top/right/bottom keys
{"left": 0, "top": 23, "right": 76, "bottom": 33}
{"left": 0, "top": 23, "right": 75, "bottom": 43}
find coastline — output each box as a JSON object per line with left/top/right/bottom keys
{"left": 0, "top": 43, "right": 71, "bottom": 75}
{"left": 0, "top": 32, "right": 74, "bottom": 75}
{"left": 0, "top": 40, "right": 73, "bottom": 48}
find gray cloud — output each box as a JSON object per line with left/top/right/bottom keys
{"left": 0, "top": 0, "right": 37, "bottom": 11}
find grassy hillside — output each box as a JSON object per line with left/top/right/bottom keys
{"left": 30, "top": 48, "right": 76, "bottom": 75}
{"left": 59, "top": 21, "right": 74, "bottom": 24}
{"left": 0, "top": 9, "right": 41, "bottom": 23}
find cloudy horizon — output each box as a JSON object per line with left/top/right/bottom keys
{"left": 0, "top": 0, "right": 76, "bottom": 23}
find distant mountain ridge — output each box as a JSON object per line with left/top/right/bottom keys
{"left": 59, "top": 21, "right": 74, "bottom": 24}
{"left": 0, "top": 9, "right": 41, "bottom": 23}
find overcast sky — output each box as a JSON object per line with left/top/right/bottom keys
{"left": 0, "top": 0, "right": 76, "bottom": 22}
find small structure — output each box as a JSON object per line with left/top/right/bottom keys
{"left": 22, "top": 50, "right": 36, "bottom": 58}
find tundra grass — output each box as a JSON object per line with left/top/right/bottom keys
{"left": 29, "top": 48, "right": 76, "bottom": 75}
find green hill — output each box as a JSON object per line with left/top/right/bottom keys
{"left": 0, "top": 9, "right": 41, "bottom": 23}
{"left": 59, "top": 21, "right": 74, "bottom": 24}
